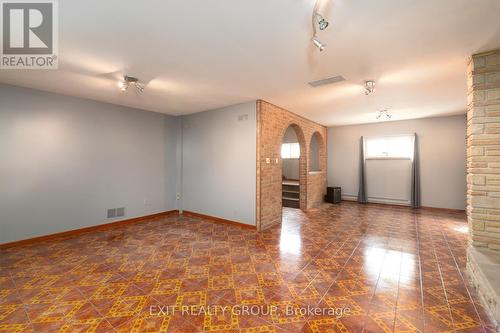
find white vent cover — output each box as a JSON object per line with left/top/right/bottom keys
{"left": 308, "top": 75, "right": 345, "bottom": 87}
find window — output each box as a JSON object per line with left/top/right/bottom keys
{"left": 365, "top": 135, "right": 413, "bottom": 159}
{"left": 281, "top": 143, "right": 300, "bottom": 159}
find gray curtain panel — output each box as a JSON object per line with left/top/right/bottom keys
{"left": 358, "top": 136, "right": 367, "bottom": 203}
{"left": 411, "top": 133, "right": 421, "bottom": 208}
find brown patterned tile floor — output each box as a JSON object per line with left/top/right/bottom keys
{"left": 0, "top": 202, "right": 496, "bottom": 332}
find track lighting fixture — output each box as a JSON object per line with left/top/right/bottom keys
{"left": 311, "top": 0, "right": 330, "bottom": 52}
{"left": 118, "top": 75, "right": 145, "bottom": 93}
{"left": 315, "top": 13, "right": 329, "bottom": 30}
{"left": 376, "top": 109, "right": 391, "bottom": 120}
{"left": 312, "top": 37, "right": 326, "bottom": 52}
{"left": 364, "top": 80, "right": 376, "bottom": 95}
{"left": 118, "top": 80, "right": 128, "bottom": 92}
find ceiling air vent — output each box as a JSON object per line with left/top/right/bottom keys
{"left": 308, "top": 75, "right": 345, "bottom": 87}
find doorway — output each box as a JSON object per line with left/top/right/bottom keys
{"left": 281, "top": 126, "right": 301, "bottom": 209}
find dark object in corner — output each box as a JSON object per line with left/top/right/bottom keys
{"left": 325, "top": 187, "right": 341, "bottom": 204}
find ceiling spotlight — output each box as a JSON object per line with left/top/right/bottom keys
{"left": 312, "top": 37, "right": 325, "bottom": 52}
{"left": 118, "top": 80, "right": 129, "bottom": 92}
{"left": 364, "top": 80, "right": 376, "bottom": 95}
{"left": 315, "top": 13, "right": 329, "bottom": 30}
{"left": 118, "top": 75, "right": 145, "bottom": 93}
{"left": 376, "top": 109, "right": 392, "bottom": 120}
{"left": 311, "top": 0, "right": 330, "bottom": 52}
{"left": 135, "top": 83, "right": 145, "bottom": 93}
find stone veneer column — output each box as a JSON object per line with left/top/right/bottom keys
{"left": 467, "top": 48, "right": 500, "bottom": 250}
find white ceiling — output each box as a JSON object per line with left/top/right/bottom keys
{"left": 1, "top": 0, "right": 500, "bottom": 126}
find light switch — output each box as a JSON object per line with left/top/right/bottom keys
{"left": 266, "top": 158, "right": 270, "bottom": 164}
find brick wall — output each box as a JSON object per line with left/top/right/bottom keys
{"left": 467, "top": 48, "right": 500, "bottom": 251}
{"left": 256, "top": 100, "right": 327, "bottom": 230}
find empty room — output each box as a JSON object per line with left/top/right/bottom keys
{"left": 1, "top": 0, "right": 500, "bottom": 332}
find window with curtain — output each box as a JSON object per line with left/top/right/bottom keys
{"left": 281, "top": 143, "right": 300, "bottom": 159}
{"left": 365, "top": 135, "right": 414, "bottom": 159}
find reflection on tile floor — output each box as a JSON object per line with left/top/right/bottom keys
{"left": 0, "top": 202, "right": 496, "bottom": 332}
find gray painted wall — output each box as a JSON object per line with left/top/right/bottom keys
{"left": 181, "top": 102, "right": 257, "bottom": 225}
{"left": 328, "top": 115, "right": 467, "bottom": 210}
{"left": 0, "top": 84, "right": 179, "bottom": 243}
{"left": 1, "top": 83, "right": 467, "bottom": 244}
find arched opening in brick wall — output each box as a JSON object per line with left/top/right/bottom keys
{"left": 280, "top": 124, "right": 307, "bottom": 211}
{"left": 306, "top": 131, "right": 327, "bottom": 209}
{"left": 309, "top": 132, "right": 323, "bottom": 172}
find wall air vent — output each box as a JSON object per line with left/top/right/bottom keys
{"left": 107, "top": 208, "right": 116, "bottom": 218}
{"left": 107, "top": 207, "right": 125, "bottom": 218}
{"left": 308, "top": 75, "right": 345, "bottom": 87}
{"left": 116, "top": 207, "right": 125, "bottom": 217}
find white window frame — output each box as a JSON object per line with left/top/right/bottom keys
{"left": 281, "top": 142, "right": 300, "bottom": 159}
{"left": 364, "top": 134, "right": 414, "bottom": 160}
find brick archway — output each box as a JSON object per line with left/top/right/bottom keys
{"left": 281, "top": 123, "right": 308, "bottom": 211}
{"left": 256, "top": 100, "right": 327, "bottom": 231}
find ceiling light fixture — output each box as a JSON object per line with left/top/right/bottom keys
{"left": 311, "top": 0, "right": 330, "bottom": 52}
{"left": 315, "top": 13, "right": 329, "bottom": 30}
{"left": 364, "top": 80, "right": 376, "bottom": 95}
{"left": 312, "top": 37, "right": 325, "bottom": 52}
{"left": 376, "top": 109, "right": 392, "bottom": 120}
{"left": 118, "top": 75, "right": 145, "bottom": 93}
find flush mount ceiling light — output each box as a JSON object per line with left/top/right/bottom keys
{"left": 364, "top": 80, "right": 376, "bottom": 95}
{"left": 376, "top": 109, "right": 392, "bottom": 120}
{"left": 118, "top": 75, "right": 145, "bottom": 93}
{"left": 311, "top": 0, "right": 330, "bottom": 52}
